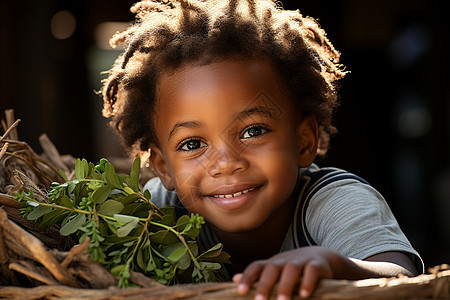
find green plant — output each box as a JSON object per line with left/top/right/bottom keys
{"left": 15, "top": 158, "right": 229, "bottom": 287}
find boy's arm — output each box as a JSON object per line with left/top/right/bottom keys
{"left": 233, "top": 246, "right": 418, "bottom": 300}
{"left": 356, "top": 251, "right": 418, "bottom": 277}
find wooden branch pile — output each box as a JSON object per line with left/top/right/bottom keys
{"left": 1, "top": 109, "right": 450, "bottom": 299}
{"left": 0, "top": 110, "right": 76, "bottom": 252}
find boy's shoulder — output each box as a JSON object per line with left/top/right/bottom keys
{"left": 299, "top": 164, "right": 370, "bottom": 198}
{"left": 294, "top": 164, "right": 372, "bottom": 245}
{"left": 143, "top": 176, "right": 179, "bottom": 207}
{"left": 300, "top": 164, "right": 368, "bottom": 185}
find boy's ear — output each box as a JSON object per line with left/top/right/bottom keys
{"left": 297, "top": 115, "right": 319, "bottom": 168}
{"left": 148, "top": 146, "right": 175, "bottom": 191}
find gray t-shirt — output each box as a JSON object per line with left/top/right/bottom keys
{"left": 143, "top": 165, "right": 424, "bottom": 273}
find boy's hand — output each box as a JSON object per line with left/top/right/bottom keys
{"left": 232, "top": 246, "right": 343, "bottom": 299}
{"left": 232, "top": 247, "right": 417, "bottom": 299}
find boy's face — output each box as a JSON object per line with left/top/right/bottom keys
{"left": 150, "top": 58, "right": 317, "bottom": 233}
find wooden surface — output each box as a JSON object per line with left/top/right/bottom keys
{"left": 0, "top": 272, "right": 449, "bottom": 299}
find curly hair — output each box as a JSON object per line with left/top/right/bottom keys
{"left": 101, "top": 0, "right": 346, "bottom": 158}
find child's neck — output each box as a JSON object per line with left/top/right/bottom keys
{"left": 209, "top": 184, "right": 299, "bottom": 275}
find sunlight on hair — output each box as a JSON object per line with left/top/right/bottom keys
{"left": 94, "top": 22, "right": 130, "bottom": 51}
{"left": 100, "top": 0, "right": 346, "bottom": 157}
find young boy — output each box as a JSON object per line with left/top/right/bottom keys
{"left": 101, "top": 0, "right": 423, "bottom": 299}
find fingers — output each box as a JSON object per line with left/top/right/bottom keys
{"left": 236, "top": 260, "right": 265, "bottom": 295}
{"left": 232, "top": 273, "right": 243, "bottom": 283}
{"left": 299, "top": 261, "right": 332, "bottom": 298}
{"left": 238, "top": 259, "right": 301, "bottom": 300}
{"left": 254, "top": 261, "right": 284, "bottom": 299}
{"left": 235, "top": 249, "right": 336, "bottom": 299}
{"left": 236, "top": 259, "right": 306, "bottom": 299}
{"left": 277, "top": 261, "right": 302, "bottom": 299}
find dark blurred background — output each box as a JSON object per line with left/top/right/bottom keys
{"left": 1, "top": 0, "right": 449, "bottom": 270}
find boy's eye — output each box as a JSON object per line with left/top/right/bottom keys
{"left": 241, "top": 125, "right": 268, "bottom": 139}
{"left": 178, "top": 139, "right": 207, "bottom": 151}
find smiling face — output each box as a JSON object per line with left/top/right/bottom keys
{"left": 149, "top": 58, "right": 318, "bottom": 233}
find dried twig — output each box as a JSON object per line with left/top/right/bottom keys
{"left": 12, "top": 169, "right": 48, "bottom": 202}
{"left": 0, "top": 225, "right": 19, "bottom": 286}
{"left": 9, "top": 261, "right": 60, "bottom": 286}
{"left": 39, "top": 134, "right": 70, "bottom": 175}
{"left": 0, "top": 142, "right": 8, "bottom": 160}
{"left": 2, "top": 152, "right": 55, "bottom": 187}
{"left": 51, "top": 250, "right": 117, "bottom": 288}
{"left": 0, "top": 193, "right": 20, "bottom": 208}
{"left": 1, "top": 118, "right": 7, "bottom": 133}
{"left": 0, "top": 118, "right": 20, "bottom": 142}
{"left": 1, "top": 205, "right": 74, "bottom": 251}
{"left": 0, "top": 208, "right": 80, "bottom": 288}
{"left": 1, "top": 273, "right": 448, "bottom": 300}
{"left": 61, "top": 237, "right": 90, "bottom": 268}
{"left": 129, "top": 271, "right": 164, "bottom": 288}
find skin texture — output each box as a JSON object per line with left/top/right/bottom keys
{"left": 149, "top": 58, "right": 418, "bottom": 299}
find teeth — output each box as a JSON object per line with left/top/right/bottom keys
{"left": 212, "top": 187, "right": 256, "bottom": 198}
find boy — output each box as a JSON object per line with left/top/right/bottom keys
{"left": 101, "top": 1, "right": 423, "bottom": 299}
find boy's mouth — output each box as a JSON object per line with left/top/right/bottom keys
{"left": 206, "top": 185, "right": 261, "bottom": 210}
{"left": 210, "top": 187, "right": 256, "bottom": 198}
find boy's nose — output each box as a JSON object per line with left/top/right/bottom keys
{"left": 205, "top": 144, "right": 249, "bottom": 177}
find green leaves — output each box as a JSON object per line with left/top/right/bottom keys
{"left": 92, "top": 185, "right": 112, "bottom": 204}
{"left": 127, "top": 158, "right": 140, "bottom": 192}
{"left": 97, "top": 200, "right": 124, "bottom": 216}
{"left": 75, "top": 158, "right": 90, "bottom": 179}
{"left": 104, "top": 162, "right": 122, "bottom": 189}
{"left": 60, "top": 214, "right": 86, "bottom": 236}
{"left": 16, "top": 157, "right": 230, "bottom": 287}
{"left": 167, "top": 246, "right": 187, "bottom": 263}
{"left": 114, "top": 214, "right": 139, "bottom": 237}
{"left": 27, "top": 205, "right": 52, "bottom": 220}
{"left": 198, "top": 243, "right": 230, "bottom": 263}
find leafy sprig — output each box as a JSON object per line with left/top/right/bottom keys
{"left": 15, "top": 157, "right": 230, "bottom": 287}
